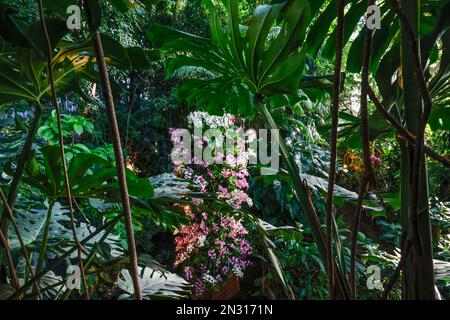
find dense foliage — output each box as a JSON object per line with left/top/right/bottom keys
{"left": 0, "top": 0, "right": 448, "bottom": 301}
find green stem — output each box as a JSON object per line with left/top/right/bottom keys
{"left": 325, "top": 0, "right": 345, "bottom": 299}
{"left": 256, "top": 97, "right": 351, "bottom": 300}
{"left": 35, "top": 200, "right": 54, "bottom": 277}
{"left": 84, "top": 3, "right": 142, "bottom": 300}
{"left": 37, "top": 0, "right": 89, "bottom": 300}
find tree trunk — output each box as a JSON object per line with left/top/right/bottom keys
{"left": 399, "top": 0, "right": 435, "bottom": 300}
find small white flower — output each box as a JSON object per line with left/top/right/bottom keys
{"left": 197, "top": 235, "right": 206, "bottom": 247}
{"left": 233, "top": 265, "right": 243, "bottom": 278}
{"left": 202, "top": 273, "right": 217, "bottom": 284}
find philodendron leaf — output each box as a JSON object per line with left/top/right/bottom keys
{"left": 63, "top": 223, "right": 123, "bottom": 259}
{"left": 0, "top": 284, "right": 15, "bottom": 300}
{"left": 9, "top": 201, "right": 72, "bottom": 251}
{"left": 117, "top": 267, "right": 191, "bottom": 300}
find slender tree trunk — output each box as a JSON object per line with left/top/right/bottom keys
{"left": 84, "top": 4, "right": 142, "bottom": 300}
{"left": 350, "top": 0, "right": 375, "bottom": 299}
{"left": 325, "top": 0, "right": 345, "bottom": 300}
{"left": 37, "top": 0, "right": 89, "bottom": 299}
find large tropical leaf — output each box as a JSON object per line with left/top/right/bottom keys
{"left": 0, "top": 1, "right": 159, "bottom": 109}
{"left": 9, "top": 200, "right": 122, "bottom": 259}
{"left": 8, "top": 201, "right": 72, "bottom": 251}
{"left": 23, "top": 145, "right": 154, "bottom": 200}
{"left": 148, "top": 0, "right": 311, "bottom": 117}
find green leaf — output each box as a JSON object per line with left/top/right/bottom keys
{"left": 108, "top": 0, "right": 135, "bottom": 12}
{"left": 85, "top": 0, "right": 103, "bottom": 32}
{"left": 26, "top": 18, "right": 68, "bottom": 57}
{"left": 0, "top": 62, "right": 37, "bottom": 106}
{"left": 381, "top": 192, "right": 401, "bottom": 212}
{"left": 73, "top": 124, "right": 84, "bottom": 135}
{"left": 0, "top": 3, "right": 39, "bottom": 52}
{"left": 100, "top": 34, "right": 131, "bottom": 68}
{"left": 428, "top": 105, "right": 450, "bottom": 131}
{"left": 148, "top": 0, "right": 311, "bottom": 117}
{"left": 321, "top": 0, "right": 367, "bottom": 60}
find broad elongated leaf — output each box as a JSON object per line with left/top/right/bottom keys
{"left": 148, "top": 0, "right": 311, "bottom": 117}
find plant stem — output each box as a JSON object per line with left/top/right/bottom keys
{"left": 350, "top": 0, "right": 375, "bottom": 299}
{"left": 325, "top": 0, "right": 345, "bottom": 300}
{"left": 0, "top": 229, "right": 20, "bottom": 291}
{"left": 350, "top": 173, "right": 369, "bottom": 299}
{"left": 382, "top": 239, "right": 411, "bottom": 300}
{"left": 9, "top": 217, "right": 120, "bottom": 300}
{"left": 37, "top": 0, "right": 89, "bottom": 300}
{"left": 35, "top": 200, "right": 54, "bottom": 277}
{"left": 84, "top": 3, "right": 142, "bottom": 300}
{"left": 257, "top": 96, "right": 351, "bottom": 300}
{"left": 360, "top": 0, "right": 376, "bottom": 186}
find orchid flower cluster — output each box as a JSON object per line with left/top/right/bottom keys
{"left": 169, "top": 112, "right": 254, "bottom": 296}
{"left": 169, "top": 112, "right": 253, "bottom": 209}
{"left": 173, "top": 209, "right": 253, "bottom": 296}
